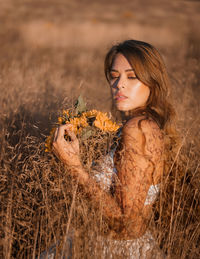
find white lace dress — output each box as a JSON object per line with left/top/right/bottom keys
{"left": 92, "top": 152, "right": 163, "bottom": 259}
{"left": 40, "top": 135, "right": 163, "bottom": 259}
{"left": 39, "top": 152, "right": 163, "bottom": 259}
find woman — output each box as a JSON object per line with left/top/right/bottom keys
{"left": 52, "top": 39, "right": 176, "bottom": 258}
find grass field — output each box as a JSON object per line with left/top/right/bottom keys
{"left": 0, "top": 0, "right": 200, "bottom": 258}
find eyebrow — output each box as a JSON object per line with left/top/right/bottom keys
{"left": 110, "top": 69, "right": 134, "bottom": 72}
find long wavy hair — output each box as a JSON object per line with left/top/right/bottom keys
{"left": 104, "top": 39, "right": 180, "bottom": 173}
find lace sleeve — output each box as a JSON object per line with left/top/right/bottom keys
{"left": 114, "top": 117, "right": 164, "bottom": 218}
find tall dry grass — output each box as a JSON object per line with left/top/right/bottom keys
{"left": 0, "top": 1, "right": 200, "bottom": 258}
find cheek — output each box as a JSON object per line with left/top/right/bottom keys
{"left": 129, "top": 84, "right": 150, "bottom": 102}
{"left": 141, "top": 86, "right": 150, "bottom": 100}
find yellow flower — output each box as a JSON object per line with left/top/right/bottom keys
{"left": 68, "top": 115, "right": 89, "bottom": 134}
{"left": 45, "top": 107, "right": 120, "bottom": 153}
{"left": 79, "top": 114, "right": 89, "bottom": 127}
{"left": 57, "top": 117, "right": 63, "bottom": 124}
{"left": 94, "top": 112, "right": 120, "bottom": 132}
{"left": 84, "top": 110, "right": 98, "bottom": 117}
{"left": 62, "top": 110, "right": 70, "bottom": 117}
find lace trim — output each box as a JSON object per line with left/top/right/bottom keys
{"left": 144, "top": 184, "right": 160, "bottom": 205}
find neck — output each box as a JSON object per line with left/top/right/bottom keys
{"left": 121, "top": 111, "right": 132, "bottom": 123}
{"left": 121, "top": 106, "right": 147, "bottom": 123}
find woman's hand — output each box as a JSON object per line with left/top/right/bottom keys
{"left": 52, "top": 124, "right": 81, "bottom": 167}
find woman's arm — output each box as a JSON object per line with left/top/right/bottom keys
{"left": 52, "top": 118, "right": 164, "bottom": 238}
{"left": 114, "top": 117, "right": 164, "bottom": 238}
{"left": 52, "top": 124, "right": 122, "bottom": 218}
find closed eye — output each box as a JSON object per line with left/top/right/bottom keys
{"left": 128, "top": 76, "right": 137, "bottom": 79}
{"left": 109, "top": 73, "right": 119, "bottom": 80}
{"left": 110, "top": 75, "right": 119, "bottom": 79}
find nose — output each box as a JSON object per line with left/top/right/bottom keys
{"left": 116, "top": 76, "right": 125, "bottom": 90}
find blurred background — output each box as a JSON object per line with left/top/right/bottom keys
{"left": 1, "top": 0, "right": 199, "bottom": 118}
{"left": 0, "top": 0, "right": 200, "bottom": 258}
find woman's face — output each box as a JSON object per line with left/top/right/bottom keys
{"left": 109, "top": 53, "right": 150, "bottom": 112}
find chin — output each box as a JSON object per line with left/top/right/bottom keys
{"left": 117, "top": 106, "right": 127, "bottom": 112}
{"left": 116, "top": 105, "right": 132, "bottom": 112}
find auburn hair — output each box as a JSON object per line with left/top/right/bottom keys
{"left": 104, "top": 39, "right": 180, "bottom": 172}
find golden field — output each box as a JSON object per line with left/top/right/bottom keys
{"left": 0, "top": 0, "right": 200, "bottom": 258}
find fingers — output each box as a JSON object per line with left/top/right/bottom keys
{"left": 54, "top": 124, "right": 76, "bottom": 142}
{"left": 65, "top": 126, "right": 77, "bottom": 142}
{"left": 52, "top": 124, "right": 80, "bottom": 163}
{"left": 58, "top": 124, "right": 73, "bottom": 140}
{"left": 53, "top": 128, "right": 58, "bottom": 142}
{"left": 51, "top": 144, "right": 59, "bottom": 158}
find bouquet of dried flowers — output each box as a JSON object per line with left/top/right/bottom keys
{"left": 45, "top": 96, "right": 121, "bottom": 166}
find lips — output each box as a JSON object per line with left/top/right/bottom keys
{"left": 114, "top": 92, "right": 127, "bottom": 101}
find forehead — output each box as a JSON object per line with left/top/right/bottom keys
{"left": 111, "top": 53, "right": 133, "bottom": 70}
